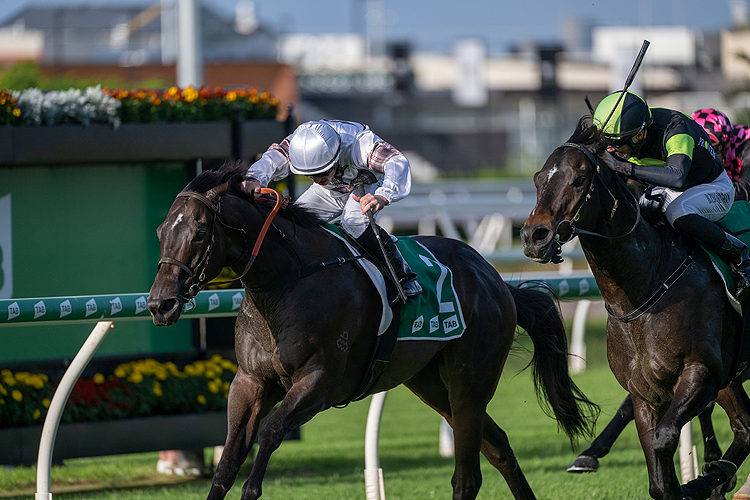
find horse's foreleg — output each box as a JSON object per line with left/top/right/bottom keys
{"left": 207, "top": 373, "right": 278, "bottom": 500}
{"left": 241, "top": 368, "right": 329, "bottom": 500}
{"left": 647, "top": 365, "right": 716, "bottom": 500}
{"left": 568, "top": 395, "right": 634, "bottom": 473}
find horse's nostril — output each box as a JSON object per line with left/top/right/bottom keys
{"left": 532, "top": 227, "right": 550, "bottom": 242}
{"left": 159, "top": 298, "right": 177, "bottom": 316}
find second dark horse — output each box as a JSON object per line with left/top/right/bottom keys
{"left": 522, "top": 118, "right": 750, "bottom": 500}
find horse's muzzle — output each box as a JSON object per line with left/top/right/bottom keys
{"left": 147, "top": 294, "right": 183, "bottom": 326}
{"left": 520, "top": 224, "right": 555, "bottom": 263}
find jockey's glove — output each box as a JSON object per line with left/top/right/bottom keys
{"left": 601, "top": 153, "right": 634, "bottom": 177}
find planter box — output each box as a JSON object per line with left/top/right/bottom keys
{"left": 0, "top": 412, "right": 227, "bottom": 466}
{"left": 0, "top": 120, "right": 286, "bottom": 166}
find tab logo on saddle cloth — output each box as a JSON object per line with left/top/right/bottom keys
{"left": 394, "top": 239, "right": 467, "bottom": 341}
{"left": 322, "top": 225, "right": 467, "bottom": 340}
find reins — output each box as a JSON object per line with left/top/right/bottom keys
{"left": 157, "top": 187, "right": 282, "bottom": 301}
{"left": 554, "top": 142, "right": 693, "bottom": 323}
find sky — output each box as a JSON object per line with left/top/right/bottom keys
{"left": 1, "top": 0, "right": 742, "bottom": 53}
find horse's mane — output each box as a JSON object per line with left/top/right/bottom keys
{"left": 566, "top": 116, "right": 609, "bottom": 155}
{"left": 185, "top": 160, "right": 326, "bottom": 229}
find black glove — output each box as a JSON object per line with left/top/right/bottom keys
{"left": 601, "top": 152, "right": 634, "bottom": 177}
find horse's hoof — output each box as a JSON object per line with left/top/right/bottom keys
{"left": 682, "top": 477, "right": 716, "bottom": 500}
{"left": 566, "top": 455, "right": 599, "bottom": 473}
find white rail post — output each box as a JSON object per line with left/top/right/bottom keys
{"left": 569, "top": 300, "right": 591, "bottom": 374}
{"left": 36, "top": 321, "right": 113, "bottom": 500}
{"left": 438, "top": 418, "right": 454, "bottom": 458}
{"left": 364, "top": 391, "right": 387, "bottom": 500}
{"left": 679, "top": 421, "right": 699, "bottom": 483}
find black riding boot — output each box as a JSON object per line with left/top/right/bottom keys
{"left": 673, "top": 214, "right": 750, "bottom": 301}
{"left": 356, "top": 226, "right": 422, "bottom": 303}
{"left": 716, "top": 233, "right": 750, "bottom": 302}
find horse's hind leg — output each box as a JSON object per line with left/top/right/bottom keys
{"left": 405, "top": 361, "right": 535, "bottom": 500}
{"left": 568, "top": 395, "right": 634, "bottom": 473}
{"left": 699, "top": 402, "right": 722, "bottom": 463}
{"left": 207, "top": 373, "right": 279, "bottom": 500}
{"left": 698, "top": 381, "right": 750, "bottom": 499}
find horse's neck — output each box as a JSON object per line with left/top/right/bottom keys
{"left": 579, "top": 185, "right": 684, "bottom": 313}
{"left": 226, "top": 204, "right": 342, "bottom": 292}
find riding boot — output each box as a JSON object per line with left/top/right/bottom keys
{"left": 356, "top": 226, "right": 422, "bottom": 303}
{"left": 716, "top": 233, "right": 750, "bottom": 302}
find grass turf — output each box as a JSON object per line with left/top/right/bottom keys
{"left": 1, "top": 317, "right": 747, "bottom": 499}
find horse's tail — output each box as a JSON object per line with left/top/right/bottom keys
{"left": 509, "top": 283, "right": 599, "bottom": 445}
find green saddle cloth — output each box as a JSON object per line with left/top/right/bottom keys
{"left": 701, "top": 201, "right": 750, "bottom": 312}
{"left": 324, "top": 224, "right": 466, "bottom": 341}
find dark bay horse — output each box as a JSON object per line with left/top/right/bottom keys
{"left": 521, "top": 118, "right": 750, "bottom": 500}
{"left": 147, "top": 163, "right": 597, "bottom": 500}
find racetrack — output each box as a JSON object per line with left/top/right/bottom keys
{"left": 1, "top": 318, "right": 746, "bottom": 499}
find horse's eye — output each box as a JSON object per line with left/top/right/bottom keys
{"left": 573, "top": 176, "right": 587, "bottom": 188}
{"left": 195, "top": 229, "right": 207, "bottom": 241}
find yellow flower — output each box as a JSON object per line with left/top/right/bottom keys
{"left": 222, "top": 382, "right": 230, "bottom": 392}
{"left": 1, "top": 370, "right": 10, "bottom": 378}
{"left": 42, "top": 398, "right": 50, "bottom": 408}
{"left": 12, "top": 390, "right": 22, "bottom": 402}
{"left": 128, "top": 372, "right": 143, "bottom": 384}
{"left": 33, "top": 409, "right": 41, "bottom": 420}
{"left": 3, "top": 376, "right": 15, "bottom": 387}
{"left": 153, "top": 381, "right": 163, "bottom": 397}
{"left": 29, "top": 376, "right": 45, "bottom": 389}
{"left": 205, "top": 370, "right": 216, "bottom": 379}
{"left": 168, "top": 86, "right": 179, "bottom": 96}
{"left": 12, "top": 108, "right": 20, "bottom": 117}
{"left": 184, "top": 365, "right": 196, "bottom": 376}
{"left": 196, "top": 394, "right": 206, "bottom": 405}
{"left": 208, "top": 381, "right": 219, "bottom": 394}
{"left": 114, "top": 367, "right": 127, "bottom": 378}
{"left": 93, "top": 373, "right": 105, "bottom": 385}
{"left": 226, "top": 91, "right": 237, "bottom": 102}
{"left": 0, "top": 384, "right": 7, "bottom": 396}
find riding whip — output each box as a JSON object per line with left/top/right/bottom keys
{"left": 355, "top": 183, "right": 408, "bottom": 303}
{"left": 597, "top": 39, "right": 650, "bottom": 130}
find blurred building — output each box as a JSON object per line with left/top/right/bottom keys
{"left": 3, "top": 2, "right": 750, "bottom": 175}
{"left": 0, "top": 1, "right": 297, "bottom": 109}
{"left": 278, "top": 18, "right": 750, "bottom": 175}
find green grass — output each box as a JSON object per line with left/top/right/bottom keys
{"left": 1, "top": 319, "right": 748, "bottom": 499}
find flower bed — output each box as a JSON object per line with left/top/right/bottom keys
{"left": 0, "top": 85, "right": 279, "bottom": 127}
{"left": 0, "top": 355, "right": 237, "bottom": 428}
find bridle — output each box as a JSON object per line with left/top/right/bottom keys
{"left": 157, "top": 187, "right": 282, "bottom": 302}
{"left": 551, "top": 142, "right": 642, "bottom": 249}
{"left": 551, "top": 143, "right": 694, "bottom": 323}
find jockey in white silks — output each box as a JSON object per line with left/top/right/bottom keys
{"left": 241, "top": 119, "right": 422, "bottom": 301}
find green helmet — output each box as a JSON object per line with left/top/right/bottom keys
{"left": 593, "top": 91, "right": 653, "bottom": 142}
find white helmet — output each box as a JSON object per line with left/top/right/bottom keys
{"left": 288, "top": 121, "right": 341, "bottom": 175}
